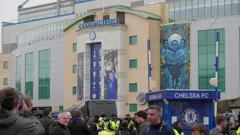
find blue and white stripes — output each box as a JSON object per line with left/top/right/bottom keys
{"left": 214, "top": 32, "right": 220, "bottom": 116}
{"left": 148, "top": 39, "right": 152, "bottom": 92}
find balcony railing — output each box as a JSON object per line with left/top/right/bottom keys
{"left": 17, "top": 19, "right": 74, "bottom": 48}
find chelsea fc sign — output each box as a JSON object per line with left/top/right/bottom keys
{"left": 182, "top": 108, "right": 199, "bottom": 126}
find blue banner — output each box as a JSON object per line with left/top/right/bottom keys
{"left": 146, "top": 90, "right": 220, "bottom": 102}
{"left": 104, "top": 50, "right": 118, "bottom": 99}
{"left": 79, "top": 19, "right": 120, "bottom": 29}
{"left": 90, "top": 44, "right": 101, "bottom": 100}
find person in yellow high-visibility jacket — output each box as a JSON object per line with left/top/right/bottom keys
{"left": 107, "top": 114, "right": 120, "bottom": 134}
{"left": 236, "top": 127, "right": 240, "bottom": 135}
{"left": 172, "top": 121, "right": 185, "bottom": 135}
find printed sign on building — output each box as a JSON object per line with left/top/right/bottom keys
{"left": 104, "top": 49, "right": 118, "bottom": 99}
{"left": 160, "top": 23, "right": 191, "bottom": 89}
{"left": 77, "top": 53, "right": 84, "bottom": 100}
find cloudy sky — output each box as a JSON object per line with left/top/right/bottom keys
{"left": 0, "top": 0, "right": 57, "bottom": 53}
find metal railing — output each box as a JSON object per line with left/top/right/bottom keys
{"left": 17, "top": 19, "right": 75, "bottom": 48}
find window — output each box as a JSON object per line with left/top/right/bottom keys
{"left": 174, "top": 2, "right": 180, "bottom": 21}
{"left": 3, "top": 78, "right": 8, "bottom": 85}
{"left": 218, "top": 0, "right": 225, "bottom": 16}
{"left": 25, "top": 53, "right": 34, "bottom": 98}
{"left": 39, "top": 49, "right": 51, "bottom": 99}
{"left": 103, "top": 15, "right": 109, "bottom": 20}
{"left": 129, "top": 36, "right": 137, "bottom": 45}
{"left": 84, "top": 16, "right": 94, "bottom": 23}
{"left": 72, "top": 86, "right": 77, "bottom": 95}
{"left": 232, "top": 0, "right": 239, "bottom": 15}
{"left": 205, "top": 0, "right": 212, "bottom": 18}
{"left": 129, "top": 83, "right": 138, "bottom": 92}
{"left": 73, "top": 43, "right": 77, "bottom": 52}
{"left": 129, "top": 59, "right": 137, "bottom": 68}
{"left": 192, "top": 0, "right": 199, "bottom": 20}
{"left": 212, "top": 0, "right": 218, "bottom": 17}
{"left": 180, "top": 1, "right": 186, "bottom": 21}
{"left": 4, "top": 61, "right": 8, "bottom": 69}
{"left": 59, "top": 106, "right": 64, "bottom": 111}
{"left": 129, "top": 104, "right": 137, "bottom": 112}
{"left": 186, "top": 1, "right": 192, "bottom": 21}
{"left": 16, "top": 56, "right": 22, "bottom": 91}
{"left": 117, "top": 12, "right": 125, "bottom": 24}
{"left": 225, "top": 0, "right": 232, "bottom": 16}
{"left": 73, "top": 65, "right": 77, "bottom": 73}
{"left": 198, "top": 29, "right": 225, "bottom": 92}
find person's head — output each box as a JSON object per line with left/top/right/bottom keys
{"left": 215, "top": 114, "right": 227, "bottom": 129}
{"left": 43, "top": 108, "right": 51, "bottom": 116}
{"left": 23, "top": 94, "right": 33, "bottom": 111}
{"left": 191, "top": 124, "right": 207, "bottom": 135}
{"left": 172, "top": 121, "right": 182, "bottom": 129}
{"left": 135, "top": 110, "right": 147, "bottom": 124}
{"left": 58, "top": 112, "right": 70, "bottom": 126}
{"left": 125, "top": 114, "right": 131, "bottom": 119}
{"left": 100, "top": 112, "right": 106, "bottom": 117}
{"left": 121, "top": 120, "right": 129, "bottom": 128}
{"left": 109, "top": 72, "right": 113, "bottom": 80}
{"left": 111, "top": 114, "right": 117, "bottom": 120}
{"left": 147, "top": 105, "right": 161, "bottom": 125}
{"left": 73, "top": 110, "right": 81, "bottom": 118}
{"left": 171, "top": 40, "right": 178, "bottom": 51}
{"left": 0, "top": 87, "right": 22, "bottom": 113}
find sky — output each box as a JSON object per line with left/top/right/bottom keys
{"left": 0, "top": 0, "right": 57, "bottom": 53}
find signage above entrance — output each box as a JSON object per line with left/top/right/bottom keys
{"left": 145, "top": 90, "right": 220, "bottom": 102}
{"left": 79, "top": 19, "right": 120, "bottom": 29}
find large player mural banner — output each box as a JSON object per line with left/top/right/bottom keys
{"left": 104, "top": 50, "right": 118, "bottom": 99}
{"left": 77, "top": 53, "right": 84, "bottom": 100}
{"left": 160, "top": 23, "right": 190, "bottom": 89}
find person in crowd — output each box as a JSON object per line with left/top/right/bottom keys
{"left": 135, "top": 110, "right": 149, "bottom": 135}
{"left": 68, "top": 110, "right": 91, "bottom": 135}
{"left": 50, "top": 112, "right": 71, "bottom": 135}
{"left": 172, "top": 121, "right": 185, "bottom": 135}
{"left": 99, "top": 112, "right": 107, "bottom": 130}
{"left": 107, "top": 114, "right": 120, "bottom": 134}
{"left": 87, "top": 116, "right": 98, "bottom": 135}
{"left": 191, "top": 123, "right": 207, "bottom": 135}
{"left": 98, "top": 123, "right": 114, "bottom": 135}
{"left": 142, "top": 105, "right": 175, "bottom": 135}
{"left": 116, "top": 120, "right": 132, "bottom": 135}
{"left": 0, "top": 87, "right": 45, "bottom": 135}
{"left": 209, "top": 114, "right": 227, "bottom": 135}
{"left": 39, "top": 108, "right": 54, "bottom": 135}
{"left": 125, "top": 114, "right": 134, "bottom": 130}
{"left": 229, "top": 116, "right": 237, "bottom": 135}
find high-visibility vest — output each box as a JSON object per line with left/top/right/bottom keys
{"left": 173, "top": 129, "right": 180, "bottom": 135}
{"left": 128, "top": 120, "right": 134, "bottom": 129}
{"left": 236, "top": 127, "right": 240, "bottom": 135}
{"left": 107, "top": 120, "right": 120, "bottom": 133}
{"left": 98, "top": 130, "right": 114, "bottom": 135}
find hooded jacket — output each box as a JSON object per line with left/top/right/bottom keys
{"left": 0, "top": 108, "right": 45, "bottom": 135}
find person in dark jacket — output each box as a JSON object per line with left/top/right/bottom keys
{"left": 143, "top": 105, "right": 175, "bottom": 135}
{"left": 135, "top": 110, "right": 149, "bottom": 135}
{"left": 39, "top": 108, "right": 54, "bottom": 135}
{"left": 0, "top": 87, "right": 45, "bottom": 135}
{"left": 87, "top": 116, "right": 98, "bottom": 135}
{"left": 116, "top": 120, "right": 132, "bottom": 135}
{"left": 49, "top": 112, "right": 71, "bottom": 135}
{"left": 69, "top": 110, "right": 91, "bottom": 135}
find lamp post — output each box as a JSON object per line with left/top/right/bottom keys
{"left": 210, "top": 32, "right": 220, "bottom": 116}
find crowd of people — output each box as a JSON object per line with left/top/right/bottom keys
{"left": 0, "top": 87, "right": 239, "bottom": 135}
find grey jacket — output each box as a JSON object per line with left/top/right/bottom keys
{"left": 0, "top": 108, "right": 45, "bottom": 135}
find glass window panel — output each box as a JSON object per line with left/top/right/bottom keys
{"left": 199, "top": 0, "right": 205, "bottom": 18}
{"left": 198, "top": 31, "right": 207, "bottom": 45}
{"left": 129, "top": 83, "right": 138, "bottom": 92}
{"left": 219, "top": 52, "right": 225, "bottom": 68}
{"left": 212, "top": 0, "right": 218, "bottom": 17}
{"left": 199, "top": 77, "right": 208, "bottom": 89}
{"left": 219, "top": 68, "right": 225, "bottom": 77}
{"left": 72, "top": 86, "right": 77, "bottom": 95}
{"left": 207, "top": 45, "right": 215, "bottom": 53}
{"left": 186, "top": 1, "right": 192, "bottom": 21}
{"left": 169, "top": 3, "right": 175, "bottom": 20}
{"left": 207, "top": 53, "right": 215, "bottom": 69}
{"left": 207, "top": 30, "right": 216, "bottom": 45}
{"left": 192, "top": 0, "right": 199, "bottom": 20}
{"left": 129, "top": 104, "right": 137, "bottom": 112}
{"left": 4, "top": 78, "right": 8, "bottom": 85}
{"left": 216, "top": 29, "right": 225, "bottom": 45}
{"left": 225, "top": 0, "right": 232, "bottom": 16}
{"left": 199, "top": 70, "right": 208, "bottom": 77}
{"left": 232, "top": 0, "right": 239, "bottom": 15}
{"left": 4, "top": 61, "right": 8, "bottom": 68}
{"left": 73, "top": 43, "right": 77, "bottom": 51}
{"left": 207, "top": 76, "right": 215, "bottom": 89}
{"left": 199, "top": 46, "right": 207, "bottom": 54}
{"left": 129, "top": 36, "right": 137, "bottom": 45}
{"left": 219, "top": 76, "right": 225, "bottom": 92}
{"left": 219, "top": 45, "right": 225, "bottom": 53}
{"left": 59, "top": 106, "right": 64, "bottom": 111}
{"left": 129, "top": 59, "right": 138, "bottom": 68}
{"left": 175, "top": 2, "right": 181, "bottom": 21}
{"left": 199, "top": 54, "right": 207, "bottom": 69}
{"left": 207, "top": 69, "right": 215, "bottom": 77}
{"left": 218, "top": 0, "right": 225, "bottom": 16}
{"left": 181, "top": 1, "right": 186, "bottom": 21}
{"left": 205, "top": 0, "right": 212, "bottom": 18}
